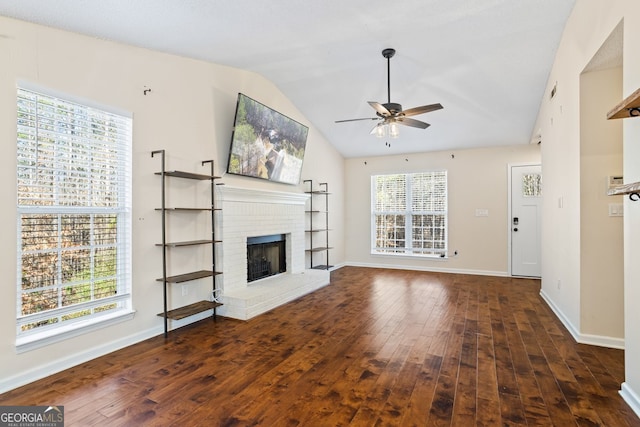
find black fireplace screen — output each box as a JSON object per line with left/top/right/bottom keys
{"left": 247, "top": 234, "right": 286, "bottom": 282}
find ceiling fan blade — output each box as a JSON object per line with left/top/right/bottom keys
{"left": 335, "top": 117, "right": 378, "bottom": 123}
{"left": 397, "top": 117, "right": 430, "bottom": 129}
{"left": 368, "top": 101, "right": 391, "bottom": 117}
{"left": 401, "top": 103, "right": 443, "bottom": 117}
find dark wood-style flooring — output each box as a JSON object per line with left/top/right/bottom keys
{"left": 1, "top": 267, "right": 638, "bottom": 426}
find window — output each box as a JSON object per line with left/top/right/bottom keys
{"left": 16, "top": 86, "right": 132, "bottom": 346}
{"left": 522, "top": 173, "right": 542, "bottom": 197}
{"left": 372, "top": 171, "right": 447, "bottom": 257}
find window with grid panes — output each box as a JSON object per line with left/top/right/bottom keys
{"left": 16, "top": 86, "right": 133, "bottom": 346}
{"left": 371, "top": 171, "right": 447, "bottom": 256}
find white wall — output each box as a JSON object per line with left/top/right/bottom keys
{"left": 0, "top": 16, "right": 344, "bottom": 392}
{"left": 579, "top": 67, "right": 624, "bottom": 343}
{"left": 533, "top": 1, "right": 640, "bottom": 415}
{"left": 344, "top": 144, "right": 540, "bottom": 275}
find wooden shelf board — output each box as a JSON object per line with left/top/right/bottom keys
{"left": 607, "top": 181, "right": 640, "bottom": 196}
{"left": 306, "top": 247, "right": 333, "bottom": 252}
{"left": 305, "top": 229, "right": 331, "bottom": 233}
{"left": 156, "top": 239, "right": 214, "bottom": 247}
{"left": 157, "top": 300, "right": 223, "bottom": 320}
{"left": 157, "top": 270, "right": 219, "bottom": 283}
{"left": 155, "top": 207, "right": 212, "bottom": 211}
{"left": 155, "top": 170, "right": 221, "bottom": 180}
{"left": 607, "top": 87, "right": 640, "bottom": 119}
{"left": 305, "top": 191, "right": 331, "bottom": 195}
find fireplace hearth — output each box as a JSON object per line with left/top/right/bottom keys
{"left": 247, "top": 234, "right": 286, "bottom": 282}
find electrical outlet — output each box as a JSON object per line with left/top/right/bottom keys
{"left": 181, "top": 285, "right": 188, "bottom": 296}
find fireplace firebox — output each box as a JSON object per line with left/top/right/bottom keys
{"left": 247, "top": 234, "right": 286, "bottom": 282}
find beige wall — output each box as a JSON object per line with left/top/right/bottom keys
{"left": 579, "top": 67, "right": 624, "bottom": 342}
{"left": 0, "top": 16, "right": 344, "bottom": 391}
{"left": 344, "top": 144, "right": 540, "bottom": 275}
{"left": 533, "top": 0, "right": 640, "bottom": 414}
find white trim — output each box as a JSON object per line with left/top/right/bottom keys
{"left": 16, "top": 309, "right": 136, "bottom": 353}
{"left": 345, "top": 261, "right": 508, "bottom": 277}
{"left": 3, "top": 311, "right": 220, "bottom": 393}
{"left": 370, "top": 252, "right": 447, "bottom": 261}
{"left": 328, "top": 262, "right": 346, "bottom": 271}
{"left": 219, "top": 185, "right": 309, "bottom": 205}
{"left": 540, "top": 288, "right": 581, "bottom": 340}
{"left": 539, "top": 289, "right": 625, "bottom": 349}
{"left": 507, "top": 162, "right": 541, "bottom": 277}
{"left": 2, "top": 315, "right": 157, "bottom": 394}
{"left": 620, "top": 383, "right": 640, "bottom": 419}
{"left": 17, "top": 79, "right": 132, "bottom": 118}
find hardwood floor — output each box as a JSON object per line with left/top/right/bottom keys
{"left": 2, "top": 267, "right": 638, "bottom": 426}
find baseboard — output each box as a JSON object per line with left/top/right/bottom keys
{"left": 345, "top": 261, "right": 508, "bottom": 277}
{"left": 0, "top": 325, "right": 163, "bottom": 394}
{"left": 539, "top": 289, "right": 625, "bottom": 350}
{"left": 328, "top": 262, "right": 346, "bottom": 271}
{"left": 620, "top": 383, "right": 640, "bottom": 419}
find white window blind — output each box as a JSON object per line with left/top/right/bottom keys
{"left": 16, "top": 87, "right": 132, "bottom": 340}
{"left": 372, "top": 171, "right": 447, "bottom": 256}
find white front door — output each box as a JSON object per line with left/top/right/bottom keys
{"left": 511, "top": 165, "right": 542, "bottom": 277}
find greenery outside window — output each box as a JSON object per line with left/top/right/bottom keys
{"left": 371, "top": 171, "right": 447, "bottom": 257}
{"left": 16, "top": 86, "right": 133, "bottom": 348}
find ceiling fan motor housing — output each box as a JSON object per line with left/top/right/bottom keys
{"left": 380, "top": 102, "right": 403, "bottom": 116}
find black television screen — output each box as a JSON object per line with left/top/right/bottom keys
{"left": 227, "top": 93, "right": 309, "bottom": 185}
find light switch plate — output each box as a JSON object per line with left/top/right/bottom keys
{"left": 608, "top": 203, "right": 623, "bottom": 217}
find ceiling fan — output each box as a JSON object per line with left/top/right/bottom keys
{"left": 335, "top": 48, "right": 443, "bottom": 137}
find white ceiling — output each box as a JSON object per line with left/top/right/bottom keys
{"left": 0, "top": 0, "right": 576, "bottom": 158}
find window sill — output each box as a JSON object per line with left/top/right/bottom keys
{"left": 370, "top": 252, "right": 449, "bottom": 261}
{"left": 16, "top": 309, "right": 136, "bottom": 354}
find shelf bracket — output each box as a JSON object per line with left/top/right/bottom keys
{"left": 607, "top": 87, "right": 640, "bottom": 119}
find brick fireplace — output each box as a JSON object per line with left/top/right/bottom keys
{"left": 217, "top": 186, "right": 330, "bottom": 320}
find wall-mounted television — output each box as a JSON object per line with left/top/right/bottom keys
{"left": 227, "top": 93, "right": 309, "bottom": 185}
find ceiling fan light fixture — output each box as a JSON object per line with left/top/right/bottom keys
{"left": 389, "top": 122, "right": 400, "bottom": 138}
{"left": 375, "top": 124, "right": 386, "bottom": 138}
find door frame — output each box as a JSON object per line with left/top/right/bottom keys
{"left": 507, "top": 162, "right": 542, "bottom": 277}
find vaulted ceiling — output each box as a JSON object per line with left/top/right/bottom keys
{"left": 0, "top": 0, "right": 576, "bottom": 157}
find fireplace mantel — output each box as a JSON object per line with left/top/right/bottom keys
{"left": 219, "top": 185, "right": 309, "bottom": 205}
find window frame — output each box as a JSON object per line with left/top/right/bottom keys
{"left": 15, "top": 84, "right": 134, "bottom": 352}
{"left": 371, "top": 171, "right": 448, "bottom": 258}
